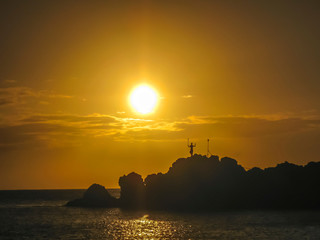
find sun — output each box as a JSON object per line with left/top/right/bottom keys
{"left": 129, "top": 84, "right": 158, "bottom": 114}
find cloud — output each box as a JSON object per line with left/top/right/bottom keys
{"left": 182, "top": 95, "right": 193, "bottom": 98}
{"left": 0, "top": 115, "right": 118, "bottom": 149}
{"left": 182, "top": 115, "right": 320, "bottom": 138}
{"left": 39, "top": 101, "right": 50, "bottom": 105}
{"left": 0, "top": 87, "right": 73, "bottom": 107}
{"left": 0, "top": 113, "right": 184, "bottom": 148}
{"left": 0, "top": 111, "right": 319, "bottom": 149}
{"left": 0, "top": 98, "right": 15, "bottom": 106}
{"left": 0, "top": 87, "right": 36, "bottom": 107}
{"left": 3, "top": 79, "right": 17, "bottom": 84}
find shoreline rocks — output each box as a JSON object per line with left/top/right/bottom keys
{"left": 66, "top": 155, "right": 320, "bottom": 210}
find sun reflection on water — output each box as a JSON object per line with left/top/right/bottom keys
{"left": 104, "top": 213, "right": 179, "bottom": 239}
{"left": 131, "top": 215, "right": 173, "bottom": 238}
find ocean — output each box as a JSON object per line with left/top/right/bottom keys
{"left": 0, "top": 189, "right": 319, "bottom": 239}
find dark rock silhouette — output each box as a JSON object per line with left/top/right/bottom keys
{"left": 119, "top": 172, "right": 145, "bottom": 209}
{"left": 67, "top": 155, "right": 320, "bottom": 211}
{"left": 145, "top": 154, "right": 246, "bottom": 210}
{"left": 66, "top": 183, "right": 118, "bottom": 207}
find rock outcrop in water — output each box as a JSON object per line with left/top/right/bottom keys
{"left": 66, "top": 154, "right": 320, "bottom": 210}
{"left": 66, "top": 183, "right": 119, "bottom": 207}
{"left": 119, "top": 172, "right": 146, "bottom": 209}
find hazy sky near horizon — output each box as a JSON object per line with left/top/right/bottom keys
{"left": 0, "top": 0, "right": 320, "bottom": 189}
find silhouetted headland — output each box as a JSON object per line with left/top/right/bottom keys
{"left": 67, "top": 154, "right": 320, "bottom": 211}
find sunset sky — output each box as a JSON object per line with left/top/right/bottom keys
{"left": 0, "top": 0, "right": 319, "bottom": 189}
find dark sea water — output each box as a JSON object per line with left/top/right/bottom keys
{"left": 0, "top": 190, "right": 319, "bottom": 239}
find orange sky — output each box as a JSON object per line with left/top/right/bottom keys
{"left": 0, "top": 0, "right": 320, "bottom": 189}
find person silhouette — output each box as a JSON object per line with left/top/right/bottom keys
{"left": 188, "top": 142, "right": 196, "bottom": 156}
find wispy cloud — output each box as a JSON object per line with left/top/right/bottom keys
{"left": 0, "top": 87, "right": 73, "bottom": 107}
{"left": 181, "top": 114, "right": 320, "bottom": 138}
{"left": 1, "top": 111, "right": 319, "bottom": 148}
{"left": 3, "top": 79, "right": 17, "bottom": 84}
{"left": 182, "top": 95, "right": 193, "bottom": 98}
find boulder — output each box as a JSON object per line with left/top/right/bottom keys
{"left": 66, "top": 183, "right": 119, "bottom": 207}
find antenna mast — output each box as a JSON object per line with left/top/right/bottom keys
{"left": 207, "top": 138, "right": 212, "bottom": 157}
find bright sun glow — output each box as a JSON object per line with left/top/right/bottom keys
{"left": 129, "top": 85, "right": 158, "bottom": 114}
